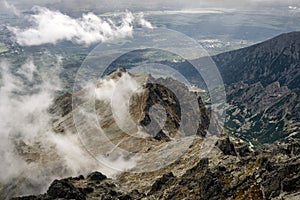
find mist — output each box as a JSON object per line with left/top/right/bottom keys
{"left": 0, "top": 57, "right": 108, "bottom": 198}
{"left": 3, "top": 0, "right": 300, "bottom": 13}
{"left": 0, "top": 56, "right": 150, "bottom": 198}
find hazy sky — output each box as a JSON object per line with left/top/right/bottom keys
{"left": 3, "top": 0, "right": 300, "bottom": 13}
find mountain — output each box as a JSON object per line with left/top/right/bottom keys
{"left": 11, "top": 65, "right": 300, "bottom": 200}
{"left": 3, "top": 67, "right": 211, "bottom": 199}
{"left": 51, "top": 66, "right": 210, "bottom": 141}
{"left": 208, "top": 32, "right": 300, "bottom": 146}
{"left": 10, "top": 32, "right": 300, "bottom": 199}
{"left": 213, "top": 31, "right": 300, "bottom": 89}
{"left": 84, "top": 31, "right": 300, "bottom": 146}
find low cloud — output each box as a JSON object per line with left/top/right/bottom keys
{"left": 137, "top": 13, "right": 154, "bottom": 29}
{"left": 0, "top": 55, "right": 145, "bottom": 198}
{"left": 8, "top": 6, "right": 153, "bottom": 46}
{"left": 0, "top": 57, "right": 103, "bottom": 198}
{"left": 95, "top": 72, "right": 144, "bottom": 134}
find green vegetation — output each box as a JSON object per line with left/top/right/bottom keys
{"left": 0, "top": 43, "right": 8, "bottom": 53}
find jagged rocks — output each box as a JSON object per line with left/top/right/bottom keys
{"left": 47, "top": 179, "right": 86, "bottom": 200}
{"left": 282, "top": 174, "right": 300, "bottom": 193}
{"left": 216, "top": 137, "right": 237, "bottom": 156}
{"left": 261, "top": 161, "right": 300, "bottom": 199}
{"left": 133, "top": 76, "right": 210, "bottom": 139}
{"left": 148, "top": 172, "right": 175, "bottom": 195}
{"left": 287, "top": 139, "right": 300, "bottom": 156}
{"left": 13, "top": 138, "right": 300, "bottom": 200}
{"left": 48, "top": 92, "right": 73, "bottom": 117}
{"left": 234, "top": 142, "right": 252, "bottom": 157}
{"left": 87, "top": 171, "right": 107, "bottom": 182}
{"left": 199, "top": 170, "right": 224, "bottom": 200}
{"left": 153, "top": 130, "right": 171, "bottom": 141}
{"left": 186, "top": 157, "right": 209, "bottom": 174}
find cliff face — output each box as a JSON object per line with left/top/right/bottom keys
{"left": 50, "top": 67, "right": 210, "bottom": 158}
{"left": 50, "top": 67, "right": 210, "bottom": 139}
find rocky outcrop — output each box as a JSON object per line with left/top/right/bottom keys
{"left": 13, "top": 138, "right": 300, "bottom": 200}
{"left": 215, "top": 137, "right": 237, "bottom": 156}
{"left": 50, "top": 67, "right": 210, "bottom": 140}
{"left": 135, "top": 76, "right": 210, "bottom": 138}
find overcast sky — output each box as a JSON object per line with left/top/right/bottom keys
{"left": 2, "top": 0, "right": 300, "bottom": 13}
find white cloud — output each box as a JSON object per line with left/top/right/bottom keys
{"left": 0, "top": 59, "right": 57, "bottom": 185}
{"left": 0, "top": 56, "right": 146, "bottom": 197}
{"left": 138, "top": 13, "right": 154, "bottom": 29}
{"left": 95, "top": 72, "right": 144, "bottom": 134}
{"left": 8, "top": 6, "right": 153, "bottom": 46}
{"left": 0, "top": 57, "right": 104, "bottom": 196}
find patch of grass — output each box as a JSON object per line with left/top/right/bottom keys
{"left": 0, "top": 43, "right": 8, "bottom": 53}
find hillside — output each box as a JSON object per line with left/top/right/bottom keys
{"left": 208, "top": 31, "right": 300, "bottom": 145}
{"left": 213, "top": 31, "right": 300, "bottom": 89}
{"left": 13, "top": 136, "right": 300, "bottom": 200}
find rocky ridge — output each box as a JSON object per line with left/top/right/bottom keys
{"left": 13, "top": 136, "right": 300, "bottom": 200}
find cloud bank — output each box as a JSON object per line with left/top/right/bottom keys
{"left": 8, "top": 6, "right": 153, "bottom": 46}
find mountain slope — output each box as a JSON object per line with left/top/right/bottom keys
{"left": 13, "top": 137, "right": 300, "bottom": 200}
{"left": 225, "top": 81, "right": 300, "bottom": 146}
{"left": 213, "top": 31, "right": 300, "bottom": 89}
{"left": 208, "top": 31, "right": 300, "bottom": 145}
